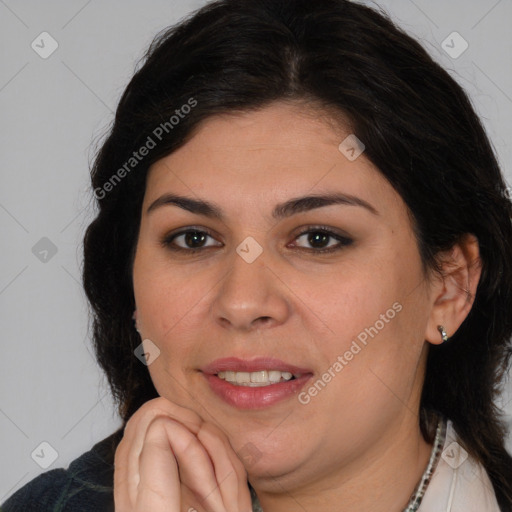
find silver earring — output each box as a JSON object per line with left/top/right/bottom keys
{"left": 437, "top": 325, "right": 449, "bottom": 343}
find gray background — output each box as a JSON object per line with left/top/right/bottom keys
{"left": 1, "top": 0, "right": 511, "bottom": 501}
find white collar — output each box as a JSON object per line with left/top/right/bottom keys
{"left": 415, "top": 418, "right": 500, "bottom": 512}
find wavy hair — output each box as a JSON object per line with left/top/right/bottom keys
{"left": 82, "top": 0, "right": 512, "bottom": 508}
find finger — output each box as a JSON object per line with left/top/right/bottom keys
{"left": 196, "top": 423, "right": 252, "bottom": 512}
{"left": 136, "top": 416, "right": 181, "bottom": 511}
{"left": 114, "top": 434, "right": 136, "bottom": 511}
{"left": 146, "top": 417, "right": 227, "bottom": 512}
{"left": 124, "top": 398, "right": 204, "bottom": 507}
{"left": 124, "top": 396, "right": 204, "bottom": 445}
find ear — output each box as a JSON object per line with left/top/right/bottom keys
{"left": 425, "top": 234, "right": 482, "bottom": 345}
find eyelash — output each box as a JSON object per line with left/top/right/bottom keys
{"left": 160, "top": 226, "right": 354, "bottom": 255}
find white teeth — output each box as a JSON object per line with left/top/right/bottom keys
{"left": 251, "top": 371, "right": 267, "bottom": 383}
{"left": 217, "top": 370, "right": 295, "bottom": 386}
{"left": 236, "top": 372, "right": 250, "bottom": 383}
{"left": 268, "top": 370, "right": 282, "bottom": 383}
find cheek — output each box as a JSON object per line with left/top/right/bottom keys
{"left": 300, "top": 308, "right": 423, "bottom": 450}
{"left": 133, "top": 257, "right": 205, "bottom": 398}
{"left": 133, "top": 247, "right": 206, "bottom": 338}
{"left": 305, "top": 248, "right": 427, "bottom": 397}
{"left": 312, "top": 296, "right": 427, "bottom": 427}
{"left": 302, "top": 262, "right": 401, "bottom": 351}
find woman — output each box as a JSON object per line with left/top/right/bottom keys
{"left": 2, "top": 0, "right": 511, "bottom": 510}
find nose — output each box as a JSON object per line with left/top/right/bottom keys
{"left": 211, "top": 247, "right": 291, "bottom": 332}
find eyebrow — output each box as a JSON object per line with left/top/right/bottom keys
{"left": 146, "top": 192, "right": 379, "bottom": 219}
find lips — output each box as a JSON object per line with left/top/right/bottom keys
{"left": 200, "top": 357, "right": 314, "bottom": 409}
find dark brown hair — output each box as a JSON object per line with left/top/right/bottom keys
{"left": 82, "top": 0, "right": 512, "bottom": 508}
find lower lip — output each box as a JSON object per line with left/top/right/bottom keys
{"left": 203, "top": 373, "right": 313, "bottom": 409}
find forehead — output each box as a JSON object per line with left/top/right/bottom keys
{"left": 143, "top": 102, "right": 401, "bottom": 220}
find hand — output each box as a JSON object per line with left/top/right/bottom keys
{"left": 113, "top": 397, "right": 253, "bottom": 512}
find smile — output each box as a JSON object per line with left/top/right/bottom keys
{"left": 217, "top": 370, "right": 297, "bottom": 386}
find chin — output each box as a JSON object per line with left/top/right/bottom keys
{"left": 241, "top": 439, "right": 310, "bottom": 481}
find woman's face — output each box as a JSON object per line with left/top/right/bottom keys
{"left": 132, "top": 101, "right": 436, "bottom": 488}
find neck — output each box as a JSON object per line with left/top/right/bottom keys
{"left": 251, "top": 416, "right": 433, "bottom": 512}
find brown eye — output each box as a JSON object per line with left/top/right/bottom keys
{"left": 161, "top": 228, "right": 221, "bottom": 252}
{"left": 293, "top": 227, "right": 353, "bottom": 253}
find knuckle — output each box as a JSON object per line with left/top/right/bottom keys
{"left": 197, "top": 421, "right": 221, "bottom": 446}
{"left": 144, "top": 416, "right": 176, "bottom": 443}
{"left": 140, "top": 397, "right": 203, "bottom": 426}
{"left": 147, "top": 415, "right": 173, "bottom": 432}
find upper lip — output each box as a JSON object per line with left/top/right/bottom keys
{"left": 201, "top": 357, "right": 313, "bottom": 376}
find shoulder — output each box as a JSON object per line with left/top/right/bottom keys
{"left": 1, "top": 428, "right": 123, "bottom": 512}
{"left": 419, "top": 419, "right": 501, "bottom": 512}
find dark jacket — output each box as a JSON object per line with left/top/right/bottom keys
{"left": 1, "top": 429, "right": 123, "bottom": 511}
